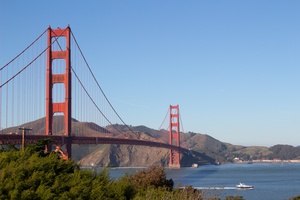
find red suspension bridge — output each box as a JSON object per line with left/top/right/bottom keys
{"left": 0, "top": 26, "right": 185, "bottom": 168}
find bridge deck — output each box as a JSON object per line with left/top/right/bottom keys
{"left": 0, "top": 134, "right": 187, "bottom": 152}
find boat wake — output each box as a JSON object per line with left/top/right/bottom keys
{"left": 189, "top": 187, "right": 237, "bottom": 190}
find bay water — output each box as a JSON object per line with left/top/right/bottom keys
{"left": 107, "top": 163, "right": 300, "bottom": 200}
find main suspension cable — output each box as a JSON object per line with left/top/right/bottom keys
{"left": 158, "top": 107, "right": 169, "bottom": 130}
{"left": 70, "top": 30, "right": 136, "bottom": 134}
{"left": 70, "top": 67, "right": 125, "bottom": 135}
{"left": 0, "top": 28, "right": 48, "bottom": 71}
{"left": 0, "top": 28, "right": 67, "bottom": 89}
{"left": 179, "top": 112, "right": 184, "bottom": 133}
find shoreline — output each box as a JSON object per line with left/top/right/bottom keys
{"left": 233, "top": 159, "right": 300, "bottom": 164}
{"left": 252, "top": 159, "right": 300, "bottom": 163}
{"left": 80, "top": 160, "right": 300, "bottom": 169}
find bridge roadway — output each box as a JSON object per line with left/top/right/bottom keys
{"left": 0, "top": 134, "right": 188, "bottom": 153}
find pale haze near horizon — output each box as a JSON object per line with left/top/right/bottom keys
{"left": 1, "top": 1, "right": 300, "bottom": 147}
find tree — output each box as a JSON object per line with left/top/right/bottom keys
{"left": 125, "top": 166, "right": 174, "bottom": 192}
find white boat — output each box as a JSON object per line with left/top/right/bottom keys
{"left": 191, "top": 163, "right": 198, "bottom": 168}
{"left": 236, "top": 183, "right": 253, "bottom": 189}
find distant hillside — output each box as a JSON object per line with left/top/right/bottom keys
{"left": 2, "top": 118, "right": 300, "bottom": 167}
{"left": 268, "top": 145, "right": 300, "bottom": 160}
{"left": 3, "top": 116, "right": 113, "bottom": 137}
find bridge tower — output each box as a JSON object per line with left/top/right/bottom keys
{"left": 46, "top": 26, "right": 72, "bottom": 158}
{"left": 169, "top": 105, "right": 181, "bottom": 168}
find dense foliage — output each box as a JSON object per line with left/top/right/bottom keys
{"left": 1, "top": 140, "right": 298, "bottom": 200}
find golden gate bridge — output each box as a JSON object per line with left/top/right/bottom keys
{"left": 0, "top": 26, "right": 185, "bottom": 168}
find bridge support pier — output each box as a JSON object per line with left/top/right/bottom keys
{"left": 169, "top": 105, "right": 181, "bottom": 168}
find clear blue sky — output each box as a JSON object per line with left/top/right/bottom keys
{"left": 1, "top": 1, "right": 300, "bottom": 147}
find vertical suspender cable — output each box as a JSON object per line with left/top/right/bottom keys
{"left": 25, "top": 50, "right": 28, "bottom": 125}
{"left": 11, "top": 62, "right": 14, "bottom": 127}
{"left": 0, "top": 70, "right": 2, "bottom": 131}
{"left": 16, "top": 56, "right": 19, "bottom": 126}
{"left": 34, "top": 39, "right": 37, "bottom": 122}
{"left": 6, "top": 67, "right": 8, "bottom": 128}
{"left": 71, "top": 31, "right": 135, "bottom": 134}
